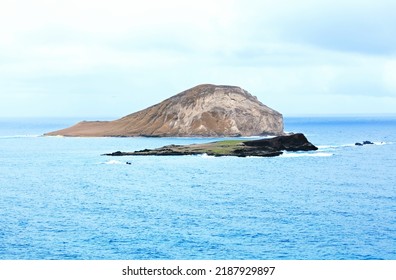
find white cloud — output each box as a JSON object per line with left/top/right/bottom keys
{"left": 235, "top": 0, "right": 396, "bottom": 55}
{"left": 383, "top": 60, "right": 396, "bottom": 92}
{"left": 0, "top": 0, "right": 395, "bottom": 117}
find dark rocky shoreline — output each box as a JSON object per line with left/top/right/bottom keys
{"left": 103, "top": 133, "right": 318, "bottom": 158}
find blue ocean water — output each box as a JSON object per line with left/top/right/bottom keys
{"left": 0, "top": 116, "right": 395, "bottom": 260}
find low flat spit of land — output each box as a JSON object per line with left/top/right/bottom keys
{"left": 103, "top": 133, "right": 318, "bottom": 158}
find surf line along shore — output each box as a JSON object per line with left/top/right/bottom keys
{"left": 102, "top": 133, "right": 318, "bottom": 158}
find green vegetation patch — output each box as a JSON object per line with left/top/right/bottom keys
{"left": 202, "top": 140, "right": 244, "bottom": 155}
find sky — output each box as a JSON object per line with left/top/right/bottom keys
{"left": 1, "top": 0, "right": 396, "bottom": 118}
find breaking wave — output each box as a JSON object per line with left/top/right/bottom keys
{"left": 318, "top": 141, "right": 392, "bottom": 150}
{"left": 200, "top": 153, "right": 216, "bottom": 158}
{"left": 102, "top": 160, "right": 124, "bottom": 165}
{"left": 280, "top": 152, "right": 333, "bottom": 158}
{"left": 0, "top": 134, "right": 41, "bottom": 139}
{"left": 373, "top": 141, "right": 392, "bottom": 145}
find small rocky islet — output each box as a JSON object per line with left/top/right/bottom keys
{"left": 103, "top": 133, "right": 318, "bottom": 158}
{"left": 355, "top": 141, "right": 374, "bottom": 146}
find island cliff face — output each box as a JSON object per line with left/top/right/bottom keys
{"left": 45, "top": 84, "right": 284, "bottom": 137}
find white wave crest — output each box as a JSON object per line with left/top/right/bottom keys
{"left": 340, "top": 143, "right": 357, "bottom": 147}
{"left": 0, "top": 134, "right": 41, "bottom": 139}
{"left": 103, "top": 160, "right": 124, "bottom": 165}
{"left": 317, "top": 145, "right": 333, "bottom": 149}
{"left": 341, "top": 141, "right": 392, "bottom": 147}
{"left": 45, "top": 135, "right": 64, "bottom": 138}
{"left": 319, "top": 141, "right": 392, "bottom": 150}
{"left": 280, "top": 152, "right": 333, "bottom": 158}
{"left": 200, "top": 153, "right": 215, "bottom": 158}
{"left": 373, "top": 141, "right": 392, "bottom": 145}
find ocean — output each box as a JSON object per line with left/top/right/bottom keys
{"left": 0, "top": 116, "right": 395, "bottom": 260}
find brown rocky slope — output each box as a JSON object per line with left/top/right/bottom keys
{"left": 45, "top": 84, "right": 284, "bottom": 137}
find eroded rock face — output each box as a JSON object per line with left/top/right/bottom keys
{"left": 45, "top": 84, "right": 284, "bottom": 137}
{"left": 243, "top": 133, "right": 318, "bottom": 151}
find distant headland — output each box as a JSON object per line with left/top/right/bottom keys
{"left": 44, "top": 84, "right": 284, "bottom": 137}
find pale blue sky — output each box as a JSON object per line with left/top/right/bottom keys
{"left": 1, "top": 0, "right": 396, "bottom": 118}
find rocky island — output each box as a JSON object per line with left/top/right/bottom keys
{"left": 45, "top": 84, "right": 284, "bottom": 137}
{"left": 45, "top": 83, "right": 318, "bottom": 157}
{"left": 103, "top": 133, "right": 318, "bottom": 157}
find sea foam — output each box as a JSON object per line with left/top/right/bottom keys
{"left": 280, "top": 152, "right": 333, "bottom": 158}
{"left": 103, "top": 160, "right": 124, "bottom": 165}
{"left": 0, "top": 134, "right": 41, "bottom": 139}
